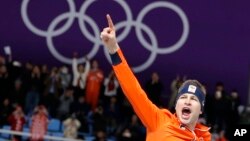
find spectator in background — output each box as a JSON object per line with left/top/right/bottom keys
{"left": 30, "top": 105, "right": 49, "bottom": 141}
{"left": 225, "top": 89, "right": 241, "bottom": 141}
{"left": 211, "top": 82, "right": 230, "bottom": 135}
{"left": 4, "top": 47, "right": 23, "bottom": 85}
{"left": 0, "top": 98, "right": 13, "bottom": 127}
{"left": 214, "top": 82, "right": 226, "bottom": 95}
{"left": 144, "top": 72, "right": 163, "bottom": 107}
{"left": 1, "top": 52, "right": 20, "bottom": 101}
{"left": 104, "top": 97, "right": 120, "bottom": 136}
{"left": 40, "top": 64, "right": 49, "bottom": 93}
{"left": 92, "top": 106, "right": 107, "bottom": 136}
{"left": 42, "top": 67, "right": 61, "bottom": 117}
{"left": 72, "top": 54, "right": 90, "bottom": 100}
{"left": 9, "top": 79, "right": 25, "bottom": 108}
{"left": 20, "top": 61, "right": 33, "bottom": 99}
{"left": 228, "top": 89, "right": 241, "bottom": 125}
{"left": 63, "top": 113, "right": 81, "bottom": 139}
{"left": 25, "top": 65, "right": 42, "bottom": 115}
{"left": 116, "top": 114, "right": 145, "bottom": 141}
{"left": 103, "top": 70, "right": 119, "bottom": 105}
{"left": 85, "top": 59, "right": 104, "bottom": 110}
{"left": 57, "top": 86, "right": 74, "bottom": 120}
{"left": 0, "top": 65, "right": 11, "bottom": 102}
{"left": 8, "top": 105, "right": 26, "bottom": 141}
{"left": 58, "top": 65, "right": 71, "bottom": 93}
{"left": 239, "top": 105, "right": 250, "bottom": 124}
{"left": 70, "top": 96, "right": 91, "bottom": 133}
{"left": 203, "top": 83, "right": 213, "bottom": 127}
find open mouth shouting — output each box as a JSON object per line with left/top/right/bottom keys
{"left": 181, "top": 107, "right": 191, "bottom": 120}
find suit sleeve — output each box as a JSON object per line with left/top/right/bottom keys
{"left": 110, "top": 48, "right": 169, "bottom": 131}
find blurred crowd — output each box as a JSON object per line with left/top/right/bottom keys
{"left": 0, "top": 53, "right": 249, "bottom": 141}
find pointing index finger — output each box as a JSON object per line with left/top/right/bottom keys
{"left": 106, "top": 14, "right": 114, "bottom": 30}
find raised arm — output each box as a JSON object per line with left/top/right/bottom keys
{"left": 100, "top": 14, "right": 168, "bottom": 131}
{"left": 72, "top": 54, "right": 78, "bottom": 76}
{"left": 83, "top": 56, "right": 90, "bottom": 76}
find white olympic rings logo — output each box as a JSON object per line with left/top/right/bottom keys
{"left": 21, "top": 0, "right": 189, "bottom": 73}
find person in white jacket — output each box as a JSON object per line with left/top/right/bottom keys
{"left": 72, "top": 54, "right": 90, "bottom": 99}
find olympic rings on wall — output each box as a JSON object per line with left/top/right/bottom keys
{"left": 21, "top": 0, "right": 189, "bottom": 73}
